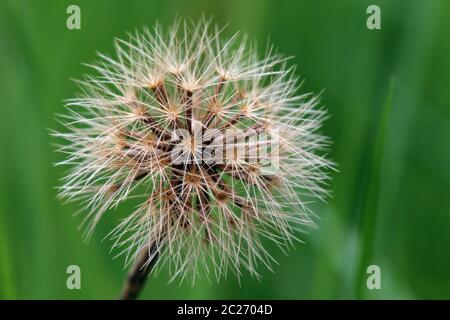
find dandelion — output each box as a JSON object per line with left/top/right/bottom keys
{"left": 53, "top": 18, "right": 333, "bottom": 299}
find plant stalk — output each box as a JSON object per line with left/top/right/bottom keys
{"left": 119, "top": 241, "right": 161, "bottom": 300}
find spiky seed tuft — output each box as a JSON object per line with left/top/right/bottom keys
{"left": 53, "top": 18, "right": 334, "bottom": 282}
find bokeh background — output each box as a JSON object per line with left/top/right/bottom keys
{"left": 1, "top": 0, "right": 449, "bottom": 299}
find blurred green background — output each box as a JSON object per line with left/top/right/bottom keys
{"left": 1, "top": 0, "right": 449, "bottom": 299}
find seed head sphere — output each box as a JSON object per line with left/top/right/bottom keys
{"left": 55, "top": 19, "right": 333, "bottom": 282}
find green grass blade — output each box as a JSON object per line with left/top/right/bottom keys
{"left": 354, "top": 77, "right": 396, "bottom": 299}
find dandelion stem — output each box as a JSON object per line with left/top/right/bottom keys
{"left": 119, "top": 240, "right": 161, "bottom": 300}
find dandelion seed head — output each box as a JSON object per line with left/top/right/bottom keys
{"left": 54, "top": 18, "right": 334, "bottom": 282}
